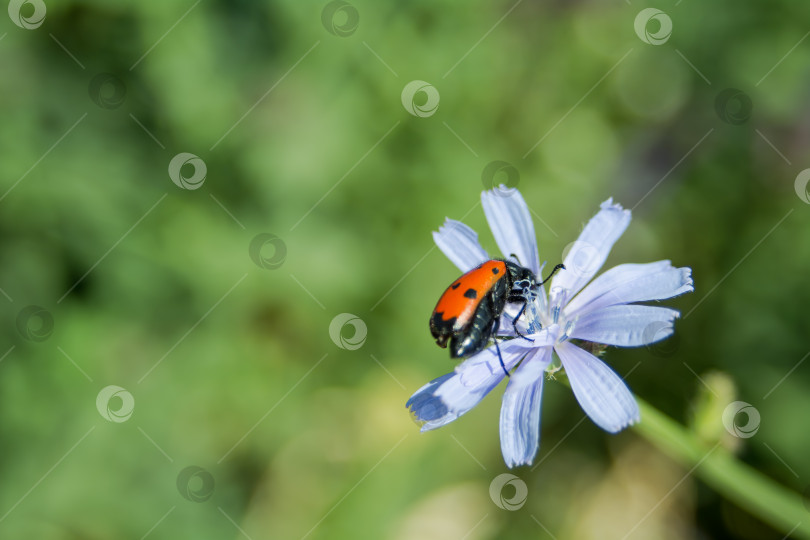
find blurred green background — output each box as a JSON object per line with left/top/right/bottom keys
{"left": 2, "top": 0, "right": 810, "bottom": 538}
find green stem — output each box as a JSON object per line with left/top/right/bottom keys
{"left": 634, "top": 397, "right": 810, "bottom": 539}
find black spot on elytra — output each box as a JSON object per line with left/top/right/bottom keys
{"left": 463, "top": 288, "right": 478, "bottom": 299}
{"left": 492, "top": 267, "right": 499, "bottom": 274}
{"left": 451, "top": 282, "right": 461, "bottom": 289}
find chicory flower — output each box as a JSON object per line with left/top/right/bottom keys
{"left": 407, "top": 188, "right": 693, "bottom": 468}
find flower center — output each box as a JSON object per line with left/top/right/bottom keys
{"left": 523, "top": 285, "right": 574, "bottom": 344}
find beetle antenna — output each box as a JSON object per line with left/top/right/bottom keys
{"left": 540, "top": 263, "right": 565, "bottom": 285}
{"left": 509, "top": 253, "right": 522, "bottom": 265}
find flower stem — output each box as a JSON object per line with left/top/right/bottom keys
{"left": 633, "top": 396, "right": 810, "bottom": 539}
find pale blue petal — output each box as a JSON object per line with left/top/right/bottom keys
{"left": 481, "top": 188, "right": 541, "bottom": 275}
{"left": 551, "top": 199, "right": 631, "bottom": 299}
{"left": 498, "top": 316, "right": 560, "bottom": 349}
{"left": 406, "top": 340, "right": 529, "bottom": 431}
{"left": 569, "top": 305, "right": 680, "bottom": 347}
{"left": 555, "top": 341, "right": 640, "bottom": 432}
{"left": 433, "top": 218, "right": 489, "bottom": 273}
{"left": 565, "top": 261, "right": 693, "bottom": 317}
{"left": 500, "top": 346, "right": 552, "bottom": 468}
{"left": 405, "top": 373, "right": 454, "bottom": 422}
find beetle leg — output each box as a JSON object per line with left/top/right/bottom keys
{"left": 485, "top": 290, "right": 511, "bottom": 378}
{"left": 492, "top": 317, "right": 510, "bottom": 378}
{"left": 510, "top": 300, "right": 535, "bottom": 343}
{"left": 506, "top": 291, "right": 534, "bottom": 343}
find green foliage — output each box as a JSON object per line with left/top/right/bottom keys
{"left": 2, "top": 1, "right": 809, "bottom": 538}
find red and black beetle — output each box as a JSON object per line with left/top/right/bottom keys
{"left": 429, "top": 259, "right": 564, "bottom": 376}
